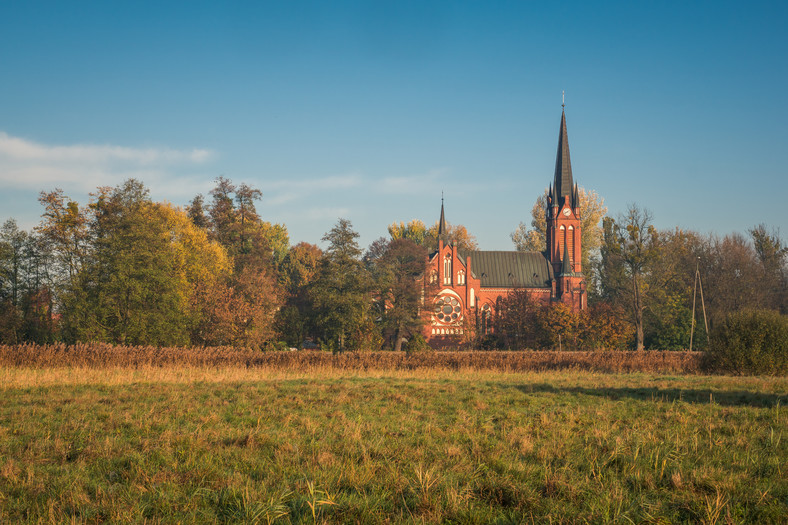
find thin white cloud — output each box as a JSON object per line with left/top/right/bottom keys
{"left": 0, "top": 131, "right": 215, "bottom": 193}
{"left": 260, "top": 168, "right": 450, "bottom": 209}
{"left": 263, "top": 173, "right": 363, "bottom": 192}
{"left": 379, "top": 167, "right": 449, "bottom": 194}
{"left": 305, "top": 207, "right": 351, "bottom": 220}
{"left": 260, "top": 173, "right": 364, "bottom": 208}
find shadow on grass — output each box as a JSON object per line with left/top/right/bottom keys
{"left": 514, "top": 384, "right": 787, "bottom": 408}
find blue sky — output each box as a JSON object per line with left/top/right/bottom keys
{"left": 1, "top": 1, "right": 786, "bottom": 250}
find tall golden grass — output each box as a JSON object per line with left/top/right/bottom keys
{"left": 0, "top": 343, "right": 702, "bottom": 373}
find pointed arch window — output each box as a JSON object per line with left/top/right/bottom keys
{"left": 568, "top": 225, "right": 575, "bottom": 266}
{"left": 443, "top": 254, "right": 452, "bottom": 285}
{"left": 429, "top": 269, "right": 437, "bottom": 284}
{"left": 559, "top": 225, "right": 566, "bottom": 256}
{"left": 470, "top": 287, "right": 475, "bottom": 307}
{"left": 457, "top": 269, "right": 466, "bottom": 285}
{"left": 481, "top": 304, "right": 492, "bottom": 335}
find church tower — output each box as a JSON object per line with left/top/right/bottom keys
{"left": 546, "top": 104, "right": 585, "bottom": 309}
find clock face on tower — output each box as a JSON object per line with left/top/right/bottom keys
{"left": 563, "top": 208, "right": 571, "bottom": 216}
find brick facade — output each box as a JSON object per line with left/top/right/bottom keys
{"left": 424, "top": 109, "right": 586, "bottom": 346}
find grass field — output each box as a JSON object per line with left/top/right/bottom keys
{"left": 1, "top": 365, "right": 786, "bottom": 523}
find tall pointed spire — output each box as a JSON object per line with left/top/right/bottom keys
{"left": 438, "top": 194, "right": 448, "bottom": 246}
{"left": 553, "top": 104, "right": 575, "bottom": 209}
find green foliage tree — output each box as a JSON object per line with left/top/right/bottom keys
{"left": 642, "top": 228, "right": 707, "bottom": 350}
{"left": 310, "top": 219, "right": 373, "bottom": 351}
{"left": 704, "top": 309, "right": 788, "bottom": 375}
{"left": 0, "top": 220, "right": 26, "bottom": 342}
{"left": 0, "top": 219, "right": 27, "bottom": 308}
{"left": 63, "top": 180, "right": 190, "bottom": 345}
{"left": 186, "top": 193, "right": 210, "bottom": 229}
{"left": 60, "top": 180, "right": 232, "bottom": 347}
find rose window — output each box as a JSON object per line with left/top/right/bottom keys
{"left": 433, "top": 295, "right": 463, "bottom": 324}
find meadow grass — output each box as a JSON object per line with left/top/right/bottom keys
{"left": 0, "top": 366, "right": 785, "bottom": 523}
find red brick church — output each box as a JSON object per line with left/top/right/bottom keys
{"left": 425, "top": 108, "right": 586, "bottom": 345}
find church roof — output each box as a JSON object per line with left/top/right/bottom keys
{"left": 553, "top": 109, "right": 575, "bottom": 208}
{"left": 459, "top": 250, "right": 554, "bottom": 288}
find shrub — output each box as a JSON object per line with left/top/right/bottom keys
{"left": 703, "top": 309, "right": 788, "bottom": 375}
{"left": 403, "top": 333, "right": 430, "bottom": 354}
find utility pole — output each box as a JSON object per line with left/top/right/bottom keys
{"left": 689, "top": 257, "right": 710, "bottom": 350}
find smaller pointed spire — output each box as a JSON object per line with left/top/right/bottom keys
{"left": 573, "top": 183, "right": 579, "bottom": 210}
{"left": 561, "top": 242, "right": 573, "bottom": 276}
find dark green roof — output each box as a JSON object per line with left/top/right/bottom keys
{"left": 459, "top": 250, "right": 554, "bottom": 288}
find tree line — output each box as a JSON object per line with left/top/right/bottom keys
{"left": 0, "top": 179, "right": 785, "bottom": 351}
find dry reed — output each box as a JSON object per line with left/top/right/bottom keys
{"left": 0, "top": 343, "right": 702, "bottom": 374}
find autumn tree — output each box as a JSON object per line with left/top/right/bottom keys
{"left": 188, "top": 177, "right": 287, "bottom": 347}
{"left": 701, "top": 233, "right": 764, "bottom": 326}
{"left": 493, "top": 287, "right": 542, "bottom": 349}
{"left": 424, "top": 221, "right": 478, "bottom": 251}
{"left": 537, "top": 302, "right": 581, "bottom": 350}
{"left": 388, "top": 219, "right": 428, "bottom": 246}
{"left": 598, "top": 205, "right": 659, "bottom": 350}
{"left": 60, "top": 180, "right": 232, "bottom": 346}
{"left": 275, "top": 242, "right": 323, "bottom": 347}
{"left": 208, "top": 176, "right": 237, "bottom": 248}
{"left": 388, "top": 218, "right": 479, "bottom": 252}
{"left": 511, "top": 187, "right": 607, "bottom": 274}
{"left": 368, "top": 238, "right": 428, "bottom": 351}
{"left": 579, "top": 302, "right": 634, "bottom": 350}
{"left": 36, "top": 189, "right": 89, "bottom": 284}
{"left": 748, "top": 224, "right": 787, "bottom": 313}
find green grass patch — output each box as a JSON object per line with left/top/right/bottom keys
{"left": 0, "top": 369, "right": 786, "bottom": 523}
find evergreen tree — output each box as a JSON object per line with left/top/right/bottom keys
{"left": 310, "top": 219, "right": 372, "bottom": 351}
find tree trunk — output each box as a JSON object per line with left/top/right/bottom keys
{"left": 393, "top": 326, "right": 404, "bottom": 352}
{"left": 633, "top": 275, "right": 644, "bottom": 351}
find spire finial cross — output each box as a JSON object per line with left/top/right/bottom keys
{"left": 562, "top": 90, "right": 565, "bottom": 109}
{"left": 441, "top": 191, "right": 444, "bottom": 204}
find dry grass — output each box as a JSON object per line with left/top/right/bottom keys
{"left": 0, "top": 343, "right": 702, "bottom": 373}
